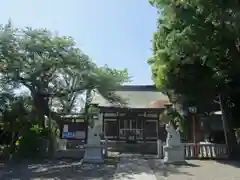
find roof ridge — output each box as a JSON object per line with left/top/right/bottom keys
{"left": 116, "top": 85, "right": 161, "bottom": 92}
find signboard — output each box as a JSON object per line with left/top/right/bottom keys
{"left": 61, "top": 131, "right": 86, "bottom": 139}
{"left": 60, "top": 118, "right": 87, "bottom": 140}
{"left": 75, "top": 131, "right": 86, "bottom": 139}
{"left": 62, "top": 132, "right": 74, "bottom": 138}
{"left": 63, "top": 125, "right": 68, "bottom": 132}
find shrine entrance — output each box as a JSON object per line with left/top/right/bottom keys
{"left": 100, "top": 106, "right": 166, "bottom": 143}
{"left": 119, "top": 116, "right": 144, "bottom": 143}
{"left": 90, "top": 85, "right": 169, "bottom": 154}
{"left": 99, "top": 106, "right": 166, "bottom": 154}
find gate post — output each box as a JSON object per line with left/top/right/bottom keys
{"left": 157, "top": 139, "right": 162, "bottom": 158}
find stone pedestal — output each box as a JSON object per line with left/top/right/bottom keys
{"left": 83, "top": 126, "right": 104, "bottom": 164}
{"left": 83, "top": 144, "right": 104, "bottom": 163}
{"left": 163, "top": 145, "right": 185, "bottom": 163}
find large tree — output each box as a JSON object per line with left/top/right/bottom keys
{"left": 51, "top": 68, "right": 87, "bottom": 114}
{"left": 0, "top": 22, "right": 129, "bottom": 125}
{"left": 52, "top": 65, "right": 129, "bottom": 113}
{"left": 149, "top": 0, "right": 240, "bottom": 157}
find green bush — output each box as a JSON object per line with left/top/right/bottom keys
{"left": 16, "top": 125, "right": 50, "bottom": 158}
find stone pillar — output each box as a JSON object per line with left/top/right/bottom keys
{"left": 157, "top": 139, "right": 162, "bottom": 158}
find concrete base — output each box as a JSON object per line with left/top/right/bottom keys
{"left": 163, "top": 145, "right": 185, "bottom": 164}
{"left": 83, "top": 144, "right": 104, "bottom": 164}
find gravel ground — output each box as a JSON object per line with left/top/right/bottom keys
{"left": 1, "top": 156, "right": 119, "bottom": 180}
{"left": 148, "top": 159, "right": 240, "bottom": 180}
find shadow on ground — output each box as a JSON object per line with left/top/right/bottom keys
{"left": 2, "top": 154, "right": 161, "bottom": 180}
{"left": 2, "top": 156, "right": 119, "bottom": 180}
{"left": 148, "top": 158, "right": 200, "bottom": 178}
{"left": 216, "top": 160, "right": 240, "bottom": 168}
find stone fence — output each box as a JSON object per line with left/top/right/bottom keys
{"left": 157, "top": 140, "right": 228, "bottom": 159}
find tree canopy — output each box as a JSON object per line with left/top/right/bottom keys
{"left": 149, "top": 0, "right": 240, "bottom": 157}
{"left": 0, "top": 21, "right": 129, "bottom": 158}
{"left": 0, "top": 21, "right": 129, "bottom": 123}
{"left": 148, "top": 0, "right": 240, "bottom": 108}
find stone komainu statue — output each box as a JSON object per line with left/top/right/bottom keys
{"left": 165, "top": 122, "right": 181, "bottom": 147}
{"left": 163, "top": 122, "right": 185, "bottom": 163}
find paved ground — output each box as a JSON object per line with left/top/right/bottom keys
{"left": 115, "top": 154, "right": 240, "bottom": 180}
{"left": 148, "top": 158, "right": 240, "bottom": 180}
{"left": 1, "top": 154, "right": 240, "bottom": 179}
{"left": 113, "top": 154, "right": 157, "bottom": 180}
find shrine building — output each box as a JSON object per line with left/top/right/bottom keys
{"left": 91, "top": 85, "right": 170, "bottom": 143}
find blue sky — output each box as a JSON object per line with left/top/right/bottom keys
{"left": 1, "top": 0, "right": 158, "bottom": 85}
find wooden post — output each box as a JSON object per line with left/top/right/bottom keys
{"left": 219, "top": 94, "right": 229, "bottom": 155}
{"left": 102, "top": 112, "right": 105, "bottom": 137}
{"left": 104, "top": 138, "right": 108, "bottom": 157}
{"left": 189, "top": 106, "right": 198, "bottom": 157}
{"left": 193, "top": 115, "right": 198, "bottom": 157}
{"left": 157, "top": 112, "right": 161, "bottom": 140}
{"left": 117, "top": 112, "right": 120, "bottom": 140}
{"left": 143, "top": 114, "right": 146, "bottom": 142}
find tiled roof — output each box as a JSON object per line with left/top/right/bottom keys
{"left": 114, "top": 85, "right": 161, "bottom": 92}
{"left": 91, "top": 85, "right": 170, "bottom": 109}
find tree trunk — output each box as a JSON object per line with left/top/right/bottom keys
{"left": 219, "top": 93, "right": 237, "bottom": 158}
{"left": 32, "top": 93, "right": 47, "bottom": 127}
{"left": 32, "top": 93, "right": 61, "bottom": 126}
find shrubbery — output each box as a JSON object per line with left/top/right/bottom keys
{"left": 16, "top": 125, "right": 50, "bottom": 158}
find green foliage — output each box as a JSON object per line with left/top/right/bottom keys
{"left": 0, "top": 21, "right": 129, "bottom": 125}
{"left": 0, "top": 21, "right": 129, "bottom": 160}
{"left": 94, "top": 65, "right": 129, "bottom": 105}
{"left": 148, "top": 0, "right": 240, "bottom": 105}
{"left": 16, "top": 125, "right": 50, "bottom": 158}
{"left": 149, "top": 0, "right": 240, "bottom": 156}
{"left": 160, "top": 107, "right": 187, "bottom": 133}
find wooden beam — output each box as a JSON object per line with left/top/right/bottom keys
{"left": 99, "top": 106, "right": 165, "bottom": 113}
